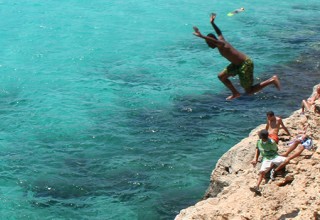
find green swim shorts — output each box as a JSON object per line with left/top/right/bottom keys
{"left": 224, "top": 58, "right": 254, "bottom": 90}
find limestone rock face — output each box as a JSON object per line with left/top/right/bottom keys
{"left": 175, "top": 85, "right": 320, "bottom": 220}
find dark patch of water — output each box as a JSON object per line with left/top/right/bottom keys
{"left": 292, "top": 4, "right": 320, "bottom": 11}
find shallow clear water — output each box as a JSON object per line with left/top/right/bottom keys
{"left": 0, "top": 0, "right": 319, "bottom": 219}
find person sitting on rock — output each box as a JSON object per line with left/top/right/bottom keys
{"left": 301, "top": 86, "right": 320, "bottom": 114}
{"left": 266, "top": 111, "right": 291, "bottom": 143}
{"left": 250, "top": 129, "right": 286, "bottom": 194}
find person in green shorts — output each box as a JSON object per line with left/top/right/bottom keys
{"left": 193, "top": 14, "right": 281, "bottom": 100}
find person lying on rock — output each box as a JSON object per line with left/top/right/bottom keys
{"left": 266, "top": 111, "right": 291, "bottom": 144}
{"left": 301, "top": 85, "right": 320, "bottom": 114}
{"left": 250, "top": 129, "right": 286, "bottom": 194}
{"left": 269, "top": 129, "right": 313, "bottom": 181}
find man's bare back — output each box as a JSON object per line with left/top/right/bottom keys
{"left": 216, "top": 41, "right": 247, "bottom": 65}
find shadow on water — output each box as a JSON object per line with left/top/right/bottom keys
{"left": 22, "top": 164, "right": 155, "bottom": 209}
{"left": 104, "top": 62, "right": 163, "bottom": 88}
{"left": 0, "top": 87, "right": 27, "bottom": 122}
{"left": 18, "top": 139, "right": 161, "bottom": 212}
{"left": 292, "top": 3, "right": 320, "bottom": 11}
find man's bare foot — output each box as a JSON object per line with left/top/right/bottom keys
{"left": 226, "top": 93, "right": 241, "bottom": 100}
{"left": 277, "top": 175, "right": 294, "bottom": 187}
{"left": 273, "top": 75, "right": 281, "bottom": 90}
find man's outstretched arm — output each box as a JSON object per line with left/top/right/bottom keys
{"left": 210, "top": 14, "right": 224, "bottom": 40}
{"left": 193, "top": 26, "right": 224, "bottom": 47}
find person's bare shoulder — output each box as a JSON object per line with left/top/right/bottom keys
{"left": 276, "top": 117, "right": 283, "bottom": 124}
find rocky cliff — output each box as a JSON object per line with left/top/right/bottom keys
{"left": 175, "top": 85, "right": 320, "bottom": 220}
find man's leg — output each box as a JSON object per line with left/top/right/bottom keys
{"left": 301, "top": 100, "right": 311, "bottom": 114}
{"left": 245, "top": 75, "right": 281, "bottom": 95}
{"left": 281, "top": 140, "right": 300, "bottom": 157}
{"left": 250, "top": 160, "right": 270, "bottom": 193}
{"left": 286, "top": 145, "right": 305, "bottom": 161}
{"left": 256, "top": 172, "right": 265, "bottom": 188}
{"left": 275, "top": 145, "right": 305, "bottom": 172}
{"left": 250, "top": 172, "right": 265, "bottom": 194}
{"left": 218, "top": 70, "right": 240, "bottom": 100}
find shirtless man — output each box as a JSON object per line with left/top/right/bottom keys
{"left": 266, "top": 111, "right": 291, "bottom": 143}
{"left": 193, "top": 14, "right": 281, "bottom": 100}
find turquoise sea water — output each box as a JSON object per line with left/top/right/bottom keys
{"left": 0, "top": 0, "right": 319, "bottom": 219}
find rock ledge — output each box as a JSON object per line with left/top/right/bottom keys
{"left": 175, "top": 85, "right": 320, "bottom": 220}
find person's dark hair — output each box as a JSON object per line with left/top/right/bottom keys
{"left": 259, "top": 129, "right": 269, "bottom": 140}
{"left": 207, "top": 33, "right": 217, "bottom": 40}
{"left": 205, "top": 33, "right": 217, "bottom": 49}
{"left": 266, "top": 111, "right": 274, "bottom": 117}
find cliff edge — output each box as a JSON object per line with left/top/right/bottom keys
{"left": 175, "top": 84, "right": 320, "bottom": 220}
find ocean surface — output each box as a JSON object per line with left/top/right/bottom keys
{"left": 0, "top": 0, "right": 319, "bottom": 219}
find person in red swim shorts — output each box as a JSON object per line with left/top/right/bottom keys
{"left": 266, "top": 111, "right": 291, "bottom": 143}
